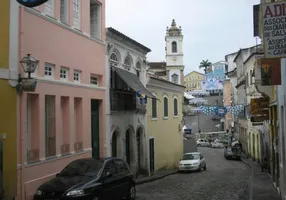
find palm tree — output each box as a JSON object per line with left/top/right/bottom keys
{"left": 199, "top": 60, "right": 212, "bottom": 74}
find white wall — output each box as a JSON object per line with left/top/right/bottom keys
{"left": 105, "top": 34, "right": 149, "bottom": 173}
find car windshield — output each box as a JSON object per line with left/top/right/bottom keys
{"left": 59, "top": 159, "right": 104, "bottom": 177}
{"left": 182, "top": 154, "right": 200, "bottom": 160}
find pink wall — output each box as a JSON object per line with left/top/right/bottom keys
{"left": 17, "top": 1, "right": 106, "bottom": 199}
{"left": 223, "top": 80, "right": 232, "bottom": 130}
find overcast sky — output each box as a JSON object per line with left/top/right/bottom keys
{"left": 106, "top": 0, "right": 260, "bottom": 75}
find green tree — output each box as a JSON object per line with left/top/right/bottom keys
{"left": 199, "top": 60, "right": 212, "bottom": 74}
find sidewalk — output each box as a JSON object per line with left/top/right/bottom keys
{"left": 242, "top": 158, "right": 281, "bottom": 200}
{"left": 135, "top": 169, "right": 177, "bottom": 185}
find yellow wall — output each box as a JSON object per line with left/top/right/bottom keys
{"left": 184, "top": 71, "right": 204, "bottom": 91}
{"left": 146, "top": 87, "right": 183, "bottom": 170}
{"left": 0, "top": 0, "right": 18, "bottom": 199}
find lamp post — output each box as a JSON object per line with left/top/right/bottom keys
{"left": 20, "top": 54, "right": 38, "bottom": 78}
{"left": 17, "top": 54, "right": 39, "bottom": 93}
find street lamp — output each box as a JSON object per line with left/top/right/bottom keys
{"left": 16, "top": 54, "right": 39, "bottom": 93}
{"left": 20, "top": 54, "right": 39, "bottom": 78}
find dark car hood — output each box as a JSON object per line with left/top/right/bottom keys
{"left": 38, "top": 176, "right": 93, "bottom": 192}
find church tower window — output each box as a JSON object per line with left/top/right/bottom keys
{"left": 171, "top": 73, "right": 179, "bottom": 84}
{"left": 172, "top": 41, "right": 177, "bottom": 53}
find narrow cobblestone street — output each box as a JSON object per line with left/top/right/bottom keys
{"left": 137, "top": 147, "right": 251, "bottom": 200}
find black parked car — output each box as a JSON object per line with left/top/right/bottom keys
{"left": 34, "top": 157, "right": 136, "bottom": 200}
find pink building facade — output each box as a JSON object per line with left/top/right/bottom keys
{"left": 223, "top": 79, "right": 232, "bottom": 130}
{"left": 16, "top": 1, "right": 106, "bottom": 199}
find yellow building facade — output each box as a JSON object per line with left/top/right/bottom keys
{"left": 146, "top": 76, "right": 185, "bottom": 173}
{"left": 184, "top": 71, "right": 204, "bottom": 92}
{"left": 0, "top": 0, "right": 18, "bottom": 199}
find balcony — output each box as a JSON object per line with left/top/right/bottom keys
{"left": 235, "top": 78, "right": 246, "bottom": 89}
{"left": 110, "top": 89, "right": 137, "bottom": 112}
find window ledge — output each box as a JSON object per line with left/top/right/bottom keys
{"left": 44, "top": 76, "right": 54, "bottom": 80}
{"left": 163, "top": 117, "right": 168, "bottom": 120}
{"left": 20, "top": 148, "right": 92, "bottom": 168}
{"left": 151, "top": 118, "right": 158, "bottom": 121}
{"left": 174, "top": 115, "right": 179, "bottom": 118}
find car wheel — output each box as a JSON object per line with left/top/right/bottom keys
{"left": 197, "top": 144, "right": 201, "bottom": 147}
{"left": 127, "top": 184, "right": 136, "bottom": 200}
{"left": 198, "top": 164, "right": 202, "bottom": 172}
{"left": 203, "top": 164, "right": 207, "bottom": 170}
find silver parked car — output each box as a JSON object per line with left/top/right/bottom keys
{"left": 197, "top": 139, "right": 210, "bottom": 147}
{"left": 178, "top": 152, "right": 207, "bottom": 172}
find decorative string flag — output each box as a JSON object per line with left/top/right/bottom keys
{"left": 199, "top": 105, "right": 244, "bottom": 117}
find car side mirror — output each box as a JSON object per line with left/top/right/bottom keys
{"left": 180, "top": 159, "right": 182, "bottom": 161}
{"left": 55, "top": 173, "right": 59, "bottom": 177}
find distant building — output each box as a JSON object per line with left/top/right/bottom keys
{"left": 184, "top": 71, "right": 204, "bottom": 91}
{"left": 148, "top": 19, "right": 185, "bottom": 86}
{"left": 202, "top": 61, "right": 227, "bottom": 95}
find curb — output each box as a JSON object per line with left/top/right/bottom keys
{"left": 135, "top": 171, "right": 177, "bottom": 185}
{"left": 241, "top": 158, "right": 253, "bottom": 168}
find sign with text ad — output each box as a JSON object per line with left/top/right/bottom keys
{"left": 262, "top": 2, "right": 286, "bottom": 58}
{"left": 260, "top": 58, "right": 281, "bottom": 86}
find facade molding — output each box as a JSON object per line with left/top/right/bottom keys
{"left": 24, "top": 7, "right": 105, "bottom": 46}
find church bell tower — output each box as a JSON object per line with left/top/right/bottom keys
{"left": 165, "top": 19, "right": 185, "bottom": 85}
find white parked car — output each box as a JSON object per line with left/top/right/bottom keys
{"left": 211, "top": 140, "right": 224, "bottom": 148}
{"left": 178, "top": 152, "right": 207, "bottom": 172}
{"left": 196, "top": 139, "right": 210, "bottom": 147}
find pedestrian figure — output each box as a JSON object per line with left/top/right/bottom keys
{"left": 261, "top": 157, "right": 267, "bottom": 172}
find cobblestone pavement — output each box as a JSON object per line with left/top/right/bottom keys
{"left": 137, "top": 147, "right": 251, "bottom": 200}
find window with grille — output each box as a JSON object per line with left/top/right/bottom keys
{"left": 45, "top": 63, "right": 54, "bottom": 78}
{"left": 90, "top": 75, "right": 98, "bottom": 85}
{"left": 60, "top": 67, "right": 69, "bottom": 80}
{"left": 74, "top": 70, "right": 81, "bottom": 83}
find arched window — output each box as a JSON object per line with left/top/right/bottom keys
{"left": 163, "top": 96, "right": 168, "bottom": 117}
{"left": 171, "top": 73, "right": 179, "bottom": 84}
{"left": 110, "top": 53, "right": 119, "bottom": 89}
{"left": 174, "top": 97, "right": 178, "bottom": 116}
{"left": 136, "top": 62, "right": 141, "bottom": 78}
{"left": 172, "top": 41, "right": 177, "bottom": 53}
{"left": 124, "top": 57, "right": 131, "bottom": 70}
{"left": 110, "top": 53, "right": 118, "bottom": 63}
{"left": 151, "top": 94, "right": 157, "bottom": 119}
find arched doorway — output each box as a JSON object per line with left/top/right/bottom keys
{"left": 136, "top": 130, "right": 141, "bottom": 171}
{"left": 252, "top": 133, "right": 255, "bottom": 161}
{"left": 111, "top": 131, "right": 118, "bottom": 157}
{"left": 126, "top": 129, "right": 131, "bottom": 165}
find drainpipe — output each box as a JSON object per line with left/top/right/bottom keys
{"left": 19, "top": 5, "right": 25, "bottom": 200}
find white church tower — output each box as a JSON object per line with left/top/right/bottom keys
{"left": 165, "top": 19, "right": 184, "bottom": 85}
